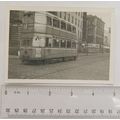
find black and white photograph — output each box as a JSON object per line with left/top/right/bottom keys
{"left": 8, "top": 8, "right": 113, "bottom": 83}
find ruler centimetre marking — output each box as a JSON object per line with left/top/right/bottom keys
{"left": 0, "top": 85, "right": 120, "bottom": 118}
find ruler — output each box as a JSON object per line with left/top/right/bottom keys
{"left": 0, "top": 85, "right": 120, "bottom": 118}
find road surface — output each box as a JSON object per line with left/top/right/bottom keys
{"left": 8, "top": 53, "right": 110, "bottom": 80}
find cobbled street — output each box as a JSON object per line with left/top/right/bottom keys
{"left": 8, "top": 53, "right": 110, "bottom": 80}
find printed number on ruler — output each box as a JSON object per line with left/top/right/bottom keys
{"left": 1, "top": 86, "right": 120, "bottom": 118}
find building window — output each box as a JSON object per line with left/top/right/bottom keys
{"left": 78, "top": 30, "right": 79, "bottom": 38}
{"left": 64, "top": 12, "right": 66, "bottom": 20}
{"left": 61, "top": 40, "right": 66, "bottom": 48}
{"left": 68, "top": 13, "right": 70, "bottom": 22}
{"left": 53, "top": 39, "right": 59, "bottom": 48}
{"left": 72, "top": 26, "right": 76, "bottom": 33}
{"left": 61, "top": 21, "right": 66, "bottom": 30}
{"left": 67, "top": 24, "right": 72, "bottom": 32}
{"left": 72, "top": 16, "right": 74, "bottom": 23}
{"left": 53, "top": 18, "right": 60, "bottom": 28}
{"left": 75, "top": 18, "right": 77, "bottom": 25}
{"left": 47, "top": 16, "right": 52, "bottom": 26}
{"left": 67, "top": 40, "right": 71, "bottom": 48}
{"left": 78, "top": 20, "right": 80, "bottom": 27}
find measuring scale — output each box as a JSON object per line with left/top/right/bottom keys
{"left": 0, "top": 85, "right": 120, "bottom": 118}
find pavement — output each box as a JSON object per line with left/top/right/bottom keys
{"left": 8, "top": 53, "right": 110, "bottom": 80}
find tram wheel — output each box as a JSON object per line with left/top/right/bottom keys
{"left": 21, "top": 59, "right": 26, "bottom": 64}
{"left": 62, "top": 57, "right": 65, "bottom": 62}
{"left": 43, "top": 60, "right": 46, "bottom": 65}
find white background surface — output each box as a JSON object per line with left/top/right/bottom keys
{"left": 0, "top": 1, "right": 120, "bottom": 85}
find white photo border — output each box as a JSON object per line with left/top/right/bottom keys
{"left": 5, "top": 5, "right": 115, "bottom": 85}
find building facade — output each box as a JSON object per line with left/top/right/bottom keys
{"left": 104, "top": 27, "right": 111, "bottom": 47}
{"left": 9, "top": 10, "right": 24, "bottom": 55}
{"left": 82, "top": 12, "right": 87, "bottom": 43}
{"left": 87, "top": 15, "right": 105, "bottom": 45}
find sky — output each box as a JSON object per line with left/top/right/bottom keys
{"left": 85, "top": 8, "right": 113, "bottom": 29}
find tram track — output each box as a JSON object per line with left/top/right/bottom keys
{"left": 29, "top": 54, "right": 109, "bottom": 79}
{"left": 8, "top": 53, "right": 110, "bottom": 80}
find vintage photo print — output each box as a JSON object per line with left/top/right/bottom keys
{"left": 7, "top": 6, "right": 114, "bottom": 84}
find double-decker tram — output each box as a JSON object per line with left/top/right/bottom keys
{"left": 20, "top": 11, "right": 78, "bottom": 63}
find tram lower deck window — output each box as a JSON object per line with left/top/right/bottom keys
{"left": 72, "top": 42, "right": 76, "bottom": 48}
{"left": 67, "top": 40, "right": 71, "bottom": 48}
{"left": 45, "top": 37, "right": 52, "bottom": 48}
{"left": 61, "top": 40, "right": 66, "bottom": 48}
{"left": 45, "top": 37, "right": 50, "bottom": 48}
{"left": 53, "top": 39, "right": 59, "bottom": 48}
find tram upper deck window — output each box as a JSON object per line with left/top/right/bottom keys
{"left": 61, "top": 21, "right": 66, "bottom": 30}
{"left": 47, "top": 16, "right": 52, "bottom": 26}
{"left": 53, "top": 18, "right": 60, "bottom": 28}
{"left": 53, "top": 39, "right": 59, "bottom": 48}
{"left": 67, "top": 40, "right": 71, "bottom": 48}
{"left": 67, "top": 24, "right": 72, "bottom": 32}
{"left": 61, "top": 40, "right": 66, "bottom": 48}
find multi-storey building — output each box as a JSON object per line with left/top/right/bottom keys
{"left": 82, "top": 12, "right": 87, "bottom": 43}
{"left": 9, "top": 10, "right": 24, "bottom": 55}
{"left": 104, "top": 27, "right": 111, "bottom": 48}
{"left": 87, "top": 15, "right": 105, "bottom": 47}
{"left": 9, "top": 11, "right": 83, "bottom": 55}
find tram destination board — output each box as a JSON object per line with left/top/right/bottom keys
{"left": 0, "top": 85, "right": 120, "bottom": 118}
